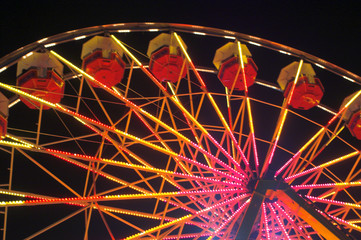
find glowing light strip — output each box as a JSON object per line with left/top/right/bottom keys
{"left": 37, "top": 37, "right": 48, "bottom": 43}
{"left": 316, "top": 104, "right": 337, "bottom": 115}
{"left": 5, "top": 135, "right": 35, "bottom": 147}
{"left": 285, "top": 151, "right": 358, "bottom": 181}
{"left": 8, "top": 98, "right": 20, "bottom": 108}
{"left": 248, "top": 41, "right": 261, "bottom": 47}
{"left": 174, "top": 34, "right": 246, "bottom": 168}
{"left": 213, "top": 198, "right": 250, "bottom": 234}
{"left": 328, "top": 89, "right": 361, "bottom": 125}
{"left": 287, "top": 60, "right": 304, "bottom": 105}
{"left": 299, "top": 127, "right": 325, "bottom": 153}
{"left": 319, "top": 151, "right": 359, "bottom": 168}
{"left": 0, "top": 140, "right": 32, "bottom": 149}
{"left": 0, "top": 66, "right": 7, "bottom": 73}
{"left": 224, "top": 36, "right": 236, "bottom": 40}
{"left": 163, "top": 233, "right": 213, "bottom": 240}
{"left": 123, "top": 194, "right": 249, "bottom": 240}
{"left": 60, "top": 102, "right": 243, "bottom": 182}
{"left": 173, "top": 32, "right": 206, "bottom": 88}
{"left": 238, "top": 41, "right": 259, "bottom": 168}
{"left": 111, "top": 35, "right": 245, "bottom": 174}
{"left": 0, "top": 189, "right": 26, "bottom": 197}
{"left": 274, "top": 202, "right": 310, "bottom": 239}
{"left": 267, "top": 203, "right": 291, "bottom": 240}
{"left": 292, "top": 181, "right": 361, "bottom": 189}
{"left": 343, "top": 75, "right": 356, "bottom": 83}
{"left": 123, "top": 214, "right": 192, "bottom": 240}
{"left": 49, "top": 147, "right": 245, "bottom": 187}
{"left": 315, "top": 63, "right": 325, "bottom": 69}
{"left": 44, "top": 43, "right": 56, "bottom": 48}
{"left": 193, "top": 31, "right": 206, "bottom": 35}
{"left": 262, "top": 203, "right": 271, "bottom": 240}
{"left": 74, "top": 35, "right": 86, "bottom": 40}
{"left": 264, "top": 61, "right": 303, "bottom": 171}
{"left": 206, "top": 92, "right": 246, "bottom": 168}
{"left": 0, "top": 81, "right": 56, "bottom": 108}
{"left": 0, "top": 189, "right": 243, "bottom": 207}
{"left": 327, "top": 213, "right": 361, "bottom": 231}
{"left": 109, "top": 35, "right": 140, "bottom": 65}
{"left": 307, "top": 195, "right": 361, "bottom": 209}
{"left": 274, "top": 152, "right": 300, "bottom": 177}
{"left": 52, "top": 49, "right": 212, "bottom": 171}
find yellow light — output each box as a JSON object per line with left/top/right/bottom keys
{"left": 123, "top": 214, "right": 192, "bottom": 240}
{"left": 173, "top": 32, "right": 192, "bottom": 64}
{"left": 246, "top": 98, "right": 255, "bottom": 133}
{"left": 287, "top": 60, "right": 303, "bottom": 105}
{"left": 0, "top": 67, "right": 7, "bottom": 73}
{"left": 44, "top": 43, "right": 56, "bottom": 48}
{"left": 319, "top": 151, "right": 359, "bottom": 168}
{"left": 6, "top": 135, "right": 34, "bottom": 148}
{"left": 110, "top": 35, "right": 141, "bottom": 66}
{"left": 276, "top": 109, "right": 289, "bottom": 140}
{"left": 320, "top": 191, "right": 335, "bottom": 199}
{"left": 0, "top": 140, "right": 32, "bottom": 149}
{"left": 0, "top": 82, "right": 56, "bottom": 108}
{"left": 74, "top": 35, "right": 86, "bottom": 40}
{"left": 345, "top": 90, "right": 361, "bottom": 108}
{"left": 299, "top": 127, "right": 324, "bottom": 153}
{"left": 167, "top": 82, "right": 180, "bottom": 102}
{"left": 225, "top": 87, "right": 230, "bottom": 108}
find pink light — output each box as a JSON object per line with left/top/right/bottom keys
{"left": 213, "top": 198, "right": 250, "bottom": 234}
{"left": 306, "top": 195, "right": 361, "bottom": 209}
{"left": 251, "top": 132, "right": 259, "bottom": 167}
{"left": 285, "top": 166, "right": 321, "bottom": 181}
{"left": 267, "top": 203, "right": 291, "bottom": 240}
{"left": 262, "top": 203, "right": 271, "bottom": 240}
{"left": 274, "top": 151, "right": 300, "bottom": 178}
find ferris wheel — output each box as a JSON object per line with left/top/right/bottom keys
{"left": 0, "top": 22, "right": 361, "bottom": 239}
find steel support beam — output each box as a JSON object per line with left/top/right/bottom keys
{"left": 235, "top": 180, "right": 352, "bottom": 240}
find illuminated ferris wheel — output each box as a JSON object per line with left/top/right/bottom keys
{"left": 0, "top": 23, "right": 361, "bottom": 239}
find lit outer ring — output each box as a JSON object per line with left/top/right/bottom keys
{"left": 0, "top": 22, "right": 360, "bottom": 85}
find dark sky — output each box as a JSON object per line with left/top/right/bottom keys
{"left": 1, "top": 0, "right": 361, "bottom": 76}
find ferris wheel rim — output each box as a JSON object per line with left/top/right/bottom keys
{"left": 0, "top": 22, "right": 360, "bottom": 239}
{"left": 0, "top": 22, "right": 360, "bottom": 86}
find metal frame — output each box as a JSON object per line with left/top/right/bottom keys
{"left": 0, "top": 23, "right": 360, "bottom": 239}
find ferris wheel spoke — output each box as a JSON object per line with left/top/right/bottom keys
{"left": 267, "top": 203, "right": 292, "bottom": 240}
{"left": 285, "top": 151, "right": 359, "bottom": 182}
{"left": 261, "top": 60, "right": 304, "bottom": 178}
{"left": 235, "top": 40, "right": 260, "bottom": 175}
{"left": 51, "top": 50, "right": 248, "bottom": 183}
{"left": 278, "top": 89, "right": 361, "bottom": 180}
{"left": 318, "top": 209, "right": 361, "bottom": 233}
{"left": 121, "top": 193, "right": 248, "bottom": 240}
{"left": 109, "top": 35, "right": 244, "bottom": 173}
{"left": 273, "top": 202, "right": 310, "bottom": 239}
{"left": 173, "top": 33, "right": 249, "bottom": 171}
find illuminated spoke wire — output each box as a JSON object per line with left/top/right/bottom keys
{"left": 2, "top": 23, "right": 361, "bottom": 239}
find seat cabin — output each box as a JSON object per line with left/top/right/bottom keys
{"left": 147, "top": 33, "right": 187, "bottom": 83}
{"left": 81, "top": 36, "right": 125, "bottom": 88}
{"left": 213, "top": 42, "right": 258, "bottom": 91}
{"left": 16, "top": 52, "right": 64, "bottom": 110}
{"left": 0, "top": 92, "right": 8, "bottom": 139}
{"left": 277, "top": 62, "right": 324, "bottom": 110}
{"left": 340, "top": 92, "right": 361, "bottom": 140}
